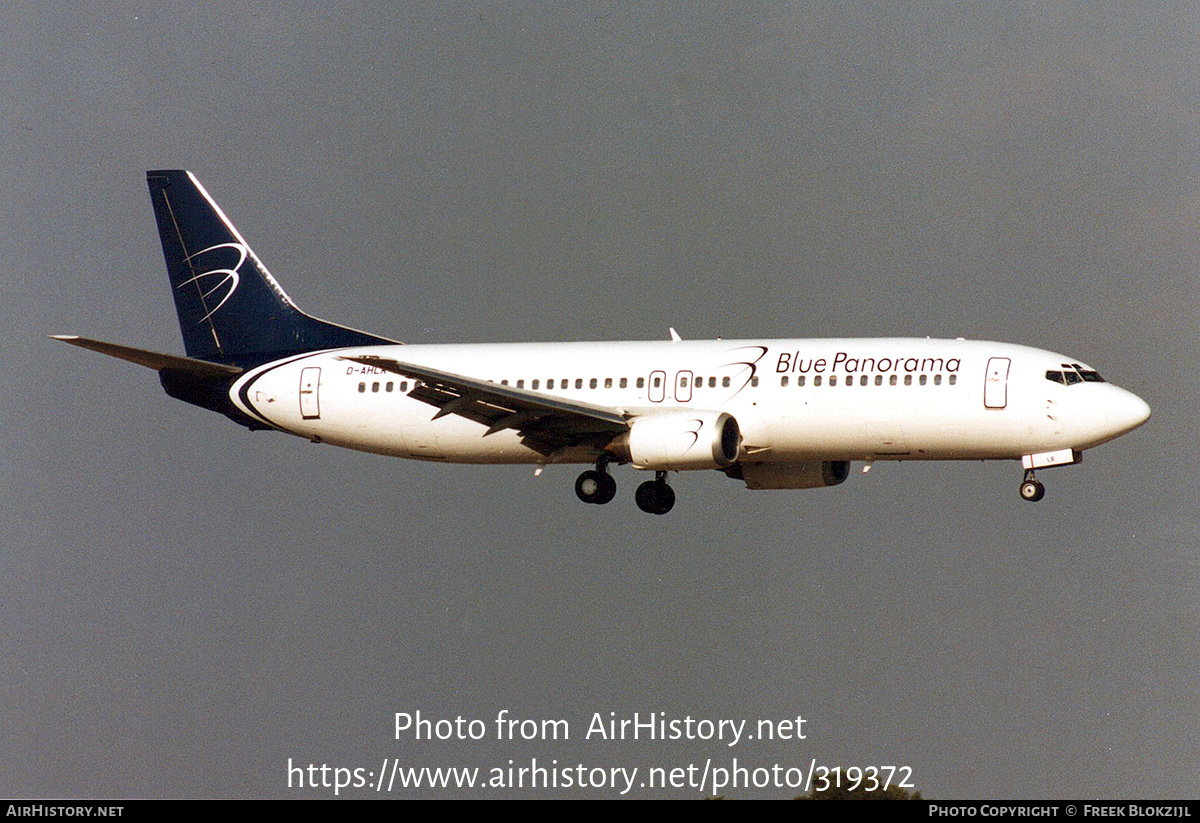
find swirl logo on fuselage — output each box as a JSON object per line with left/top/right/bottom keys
{"left": 720, "top": 345, "right": 769, "bottom": 398}
{"left": 178, "top": 242, "right": 247, "bottom": 323}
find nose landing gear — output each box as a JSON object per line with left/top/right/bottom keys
{"left": 1019, "top": 469, "right": 1045, "bottom": 502}
{"left": 635, "top": 471, "right": 675, "bottom": 515}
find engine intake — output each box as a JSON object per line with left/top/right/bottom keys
{"left": 608, "top": 411, "right": 741, "bottom": 470}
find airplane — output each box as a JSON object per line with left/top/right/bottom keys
{"left": 53, "top": 170, "right": 1151, "bottom": 514}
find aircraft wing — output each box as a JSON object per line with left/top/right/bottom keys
{"left": 336, "top": 353, "right": 631, "bottom": 456}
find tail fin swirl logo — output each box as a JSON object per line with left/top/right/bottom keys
{"left": 179, "top": 242, "right": 247, "bottom": 323}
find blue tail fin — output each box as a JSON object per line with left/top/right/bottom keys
{"left": 146, "top": 170, "right": 395, "bottom": 365}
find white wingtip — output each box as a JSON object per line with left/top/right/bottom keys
{"left": 669, "top": 327, "right": 682, "bottom": 342}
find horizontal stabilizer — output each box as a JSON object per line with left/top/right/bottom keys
{"left": 50, "top": 335, "right": 243, "bottom": 377}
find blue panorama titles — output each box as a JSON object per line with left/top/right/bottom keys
{"left": 775, "top": 350, "right": 962, "bottom": 376}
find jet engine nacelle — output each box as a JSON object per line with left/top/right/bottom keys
{"left": 609, "top": 411, "right": 741, "bottom": 470}
{"left": 735, "top": 460, "right": 851, "bottom": 490}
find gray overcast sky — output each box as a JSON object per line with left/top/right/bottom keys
{"left": 2, "top": 1, "right": 1197, "bottom": 799}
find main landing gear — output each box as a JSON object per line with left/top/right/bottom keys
{"left": 575, "top": 459, "right": 617, "bottom": 505}
{"left": 573, "top": 462, "right": 676, "bottom": 514}
{"left": 635, "top": 471, "right": 675, "bottom": 515}
{"left": 1019, "top": 469, "right": 1046, "bottom": 502}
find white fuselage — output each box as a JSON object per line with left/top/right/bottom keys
{"left": 226, "top": 337, "right": 1150, "bottom": 468}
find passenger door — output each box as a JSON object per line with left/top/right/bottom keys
{"left": 984, "top": 357, "right": 1010, "bottom": 409}
{"left": 299, "top": 367, "right": 321, "bottom": 419}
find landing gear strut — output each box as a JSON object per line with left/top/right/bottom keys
{"left": 1019, "top": 469, "right": 1045, "bottom": 502}
{"left": 635, "top": 471, "right": 675, "bottom": 515}
{"left": 575, "top": 458, "right": 617, "bottom": 505}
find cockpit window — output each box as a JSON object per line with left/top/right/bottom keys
{"left": 1047, "top": 364, "right": 1105, "bottom": 385}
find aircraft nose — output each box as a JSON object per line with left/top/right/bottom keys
{"left": 1109, "top": 386, "right": 1151, "bottom": 434}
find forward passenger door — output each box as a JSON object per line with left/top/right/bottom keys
{"left": 984, "top": 357, "right": 1010, "bottom": 409}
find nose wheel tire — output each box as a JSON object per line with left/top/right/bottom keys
{"left": 1019, "top": 479, "right": 1045, "bottom": 502}
{"left": 575, "top": 470, "right": 616, "bottom": 505}
{"left": 635, "top": 479, "right": 675, "bottom": 515}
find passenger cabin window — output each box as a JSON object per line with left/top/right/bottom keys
{"left": 590, "top": 378, "right": 598, "bottom": 389}
{"left": 722, "top": 377, "right": 730, "bottom": 387}
{"left": 750, "top": 376, "right": 759, "bottom": 387}
{"left": 619, "top": 378, "right": 627, "bottom": 388}
{"left": 575, "top": 379, "right": 583, "bottom": 389}
{"left": 604, "top": 378, "right": 612, "bottom": 388}
{"left": 797, "top": 375, "right": 806, "bottom": 387}
{"left": 636, "top": 377, "right": 645, "bottom": 388}
{"left": 781, "top": 376, "right": 789, "bottom": 387}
